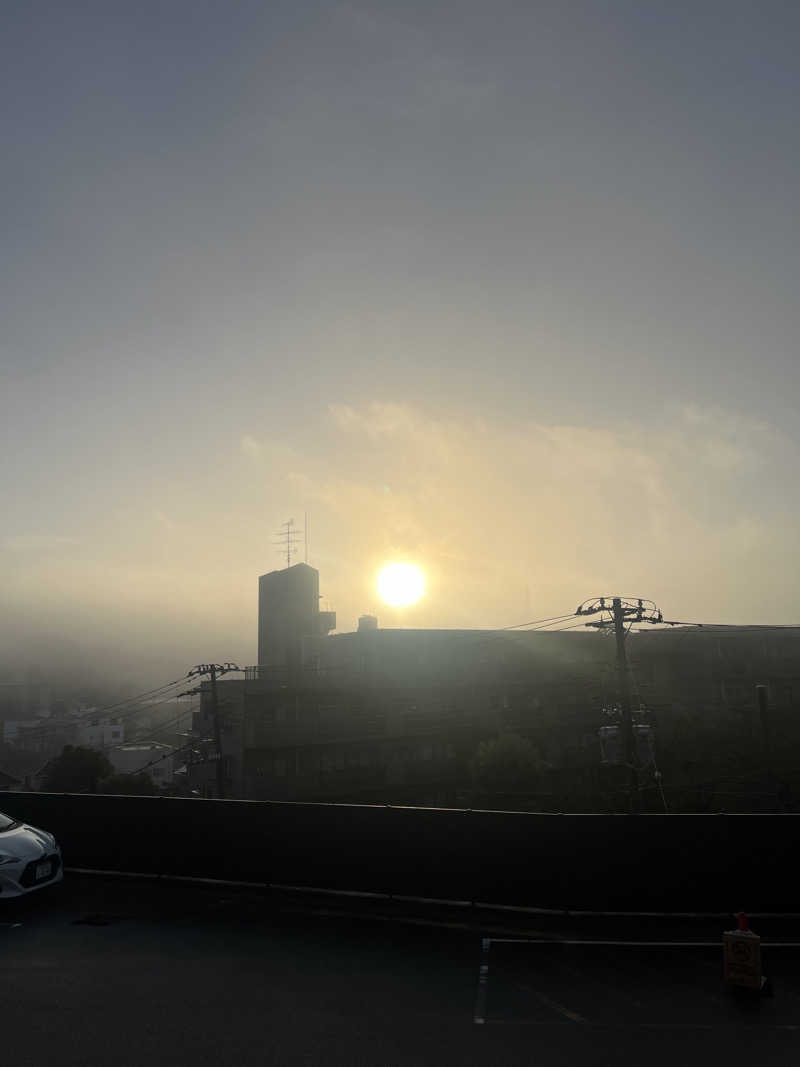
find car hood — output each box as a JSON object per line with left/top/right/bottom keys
{"left": 0, "top": 824, "right": 57, "bottom": 861}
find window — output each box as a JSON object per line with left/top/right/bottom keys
{"left": 723, "top": 680, "right": 749, "bottom": 705}
{"left": 303, "top": 706, "right": 320, "bottom": 728}
{"left": 771, "top": 682, "right": 793, "bottom": 707}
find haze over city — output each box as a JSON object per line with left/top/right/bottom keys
{"left": 4, "top": 11, "right": 800, "bottom": 1064}
{"left": 3, "top": 1, "right": 800, "bottom": 685}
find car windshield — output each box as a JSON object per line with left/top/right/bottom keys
{"left": 0, "top": 812, "right": 20, "bottom": 832}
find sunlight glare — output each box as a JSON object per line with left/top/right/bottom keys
{"left": 377, "top": 563, "right": 426, "bottom": 608}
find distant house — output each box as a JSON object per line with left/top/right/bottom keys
{"left": 3, "top": 717, "right": 80, "bottom": 758}
{"left": 109, "top": 743, "right": 174, "bottom": 787}
{"left": 76, "top": 719, "right": 124, "bottom": 749}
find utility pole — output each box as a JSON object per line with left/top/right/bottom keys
{"left": 755, "top": 684, "right": 771, "bottom": 768}
{"left": 612, "top": 598, "right": 640, "bottom": 814}
{"left": 187, "top": 663, "right": 241, "bottom": 800}
{"left": 174, "top": 684, "right": 203, "bottom": 795}
{"left": 755, "top": 684, "right": 779, "bottom": 809}
{"left": 577, "top": 596, "right": 672, "bottom": 814}
{"left": 208, "top": 665, "right": 224, "bottom": 799}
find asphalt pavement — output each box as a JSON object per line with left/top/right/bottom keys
{"left": 3, "top": 875, "right": 800, "bottom": 1066}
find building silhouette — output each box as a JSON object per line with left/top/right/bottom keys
{"left": 258, "top": 563, "right": 335, "bottom": 673}
{"left": 189, "top": 567, "right": 800, "bottom": 810}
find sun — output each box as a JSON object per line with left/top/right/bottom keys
{"left": 377, "top": 562, "right": 426, "bottom": 608}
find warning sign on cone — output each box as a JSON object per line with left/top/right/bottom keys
{"left": 723, "top": 913, "right": 762, "bottom": 990}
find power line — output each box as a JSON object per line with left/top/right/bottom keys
{"left": 537, "top": 619, "right": 595, "bottom": 633}
{"left": 100, "top": 703, "right": 196, "bottom": 751}
{"left": 500, "top": 613, "right": 579, "bottom": 631}
{"left": 93, "top": 688, "right": 191, "bottom": 736}
{"left": 99, "top": 738, "right": 197, "bottom": 783}
{"left": 71, "top": 676, "right": 189, "bottom": 722}
{"left": 643, "top": 623, "right": 800, "bottom": 631}
{"left": 13, "top": 682, "right": 190, "bottom": 751}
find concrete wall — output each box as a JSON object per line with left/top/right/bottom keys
{"left": 1, "top": 792, "right": 796, "bottom": 911}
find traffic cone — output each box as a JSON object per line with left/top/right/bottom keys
{"left": 723, "top": 912, "right": 767, "bottom": 992}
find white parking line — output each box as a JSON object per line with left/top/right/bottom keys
{"left": 473, "top": 937, "right": 491, "bottom": 1025}
{"left": 473, "top": 937, "right": 800, "bottom": 1027}
{"left": 516, "top": 981, "right": 588, "bottom": 1024}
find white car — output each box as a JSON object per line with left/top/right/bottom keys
{"left": 0, "top": 809, "right": 63, "bottom": 899}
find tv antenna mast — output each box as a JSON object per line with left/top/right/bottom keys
{"left": 274, "top": 518, "right": 304, "bottom": 568}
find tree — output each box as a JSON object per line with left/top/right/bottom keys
{"left": 99, "top": 772, "right": 157, "bottom": 795}
{"left": 0, "top": 741, "right": 41, "bottom": 782}
{"left": 41, "top": 745, "right": 113, "bottom": 794}
{"left": 471, "top": 732, "right": 547, "bottom": 792}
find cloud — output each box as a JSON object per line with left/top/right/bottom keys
{"left": 3, "top": 534, "right": 80, "bottom": 553}
{"left": 153, "top": 510, "right": 176, "bottom": 532}
{"left": 331, "top": 4, "right": 497, "bottom": 121}
{"left": 298, "top": 401, "right": 800, "bottom": 628}
{"left": 2, "top": 399, "right": 797, "bottom": 686}
{"left": 240, "top": 434, "right": 263, "bottom": 459}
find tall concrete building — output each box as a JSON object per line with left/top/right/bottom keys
{"left": 257, "top": 563, "right": 335, "bottom": 671}
{"left": 194, "top": 590, "right": 800, "bottom": 807}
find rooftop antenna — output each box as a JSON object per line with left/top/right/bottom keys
{"left": 305, "top": 511, "right": 309, "bottom": 564}
{"left": 274, "top": 518, "right": 303, "bottom": 568}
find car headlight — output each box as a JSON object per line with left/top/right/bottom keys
{"left": 0, "top": 853, "right": 20, "bottom": 866}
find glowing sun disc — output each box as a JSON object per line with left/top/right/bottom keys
{"left": 377, "top": 563, "right": 426, "bottom": 607}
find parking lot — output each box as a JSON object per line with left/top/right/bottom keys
{"left": 3, "top": 875, "right": 800, "bottom": 1066}
{"left": 478, "top": 937, "right": 800, "bottom": 1027}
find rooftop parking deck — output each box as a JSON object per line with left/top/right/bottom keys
{"left": 3, "top": 875, "right": 800, "bottom": 1066}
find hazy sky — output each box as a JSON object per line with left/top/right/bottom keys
{"left": 2, "top": 2, "right": 799, "bottom": 682}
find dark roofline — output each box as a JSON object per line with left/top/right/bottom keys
{"left": 258, "top": 562, "right": 318, "bottom": 580}
{"left": 326, "top": 627, "right": 598, "bottom": 638}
